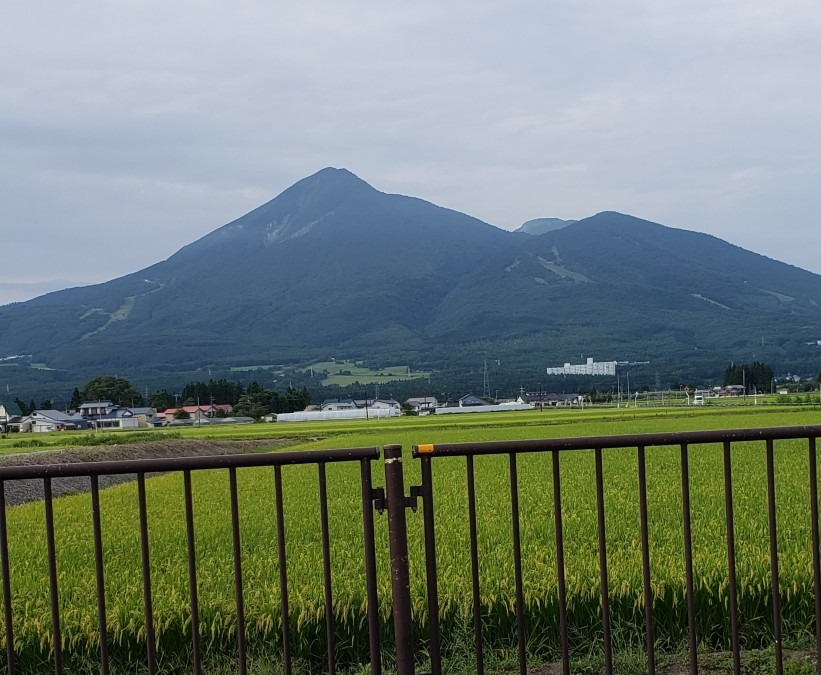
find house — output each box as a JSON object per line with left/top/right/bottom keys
{"left": 75, "top": 401, "right": 161, "bottom": 429}
{"left": 519, "top": 392, "right": 579, "bottom": 408}
{"left": 723, "top": 385, "right": 746, "bottom": 396}
{"left": 459, "top": 394, "right": 489, "bottom": 407}
{"left": 21, "top": 410, "right": 90, "bottom": 433}
{"left": 1, "top": 401, "right": 23, "bottom": 431}
{"left": 128, "top": 407, "right": 161, "bottom": 427}
{"left": 78, "top": 401, "right": 118, "bottom": 420}
{"left": 161, "top": 404, "right": 233, "bottom": 421}
{"left": 405, "top": 397, "right": 439, "bottom": 414}
{"left": 94, "top": 407, "right": 160, "bottom": 429}
{"left": 321, "top": 398, "right": 357, "bottom": 411}
{"left": 369, "top": 399, "right": 401, "bottom": 411}
{"left": 442, "top": 394, "right": 491, "bottom": 408}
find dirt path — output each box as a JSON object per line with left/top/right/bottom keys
{"left": 1, "top": 438, "right": 299, "bottom": 506}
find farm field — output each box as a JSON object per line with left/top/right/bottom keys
{"left": 304, "top": 359, "right": 431, "bottom": 386}
{"left": 1, "top": 405, "right": 821, "bottom": 672}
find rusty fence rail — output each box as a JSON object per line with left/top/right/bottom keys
{"left": 410, "top": 424, "right": 821, "bottom": 675}
{"left": 0, "top": 447, "right": 383, "bottom": 675}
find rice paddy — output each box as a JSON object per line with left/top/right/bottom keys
{"left": 1, "top": 405, "right": 820, "bottom": 672}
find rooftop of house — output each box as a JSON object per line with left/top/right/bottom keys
{"left": 0, "top": 401, "right": 23, "bottom": 416}
{"left": 30, "top": 409, "right": 84, "bottom": 421}
{"left": 78, "top": 401, "right": 115, "bottom": 409}
{"left": 161, "top": 404, "right": 233, "bottom": 415}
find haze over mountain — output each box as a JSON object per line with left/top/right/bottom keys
{"left": 1, "top": 167, "right": 820, "bottom": 394}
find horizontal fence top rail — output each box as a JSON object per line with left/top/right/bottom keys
{"left": 413, "top": 425, "right": 821, "bottom": 458}
{"left": 0, "top": 446, "right": 381, "bottom": 481}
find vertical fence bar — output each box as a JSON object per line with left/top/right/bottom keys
{"left": 679, "top": 444, "right": 697, "bottom": 675}
{"left": 229, "top": 468, "right": 248, "bottom": 675}
{"left": 183, "top": 470, "right": 202, "bottom": 675}
{"left": 383, "top": 445, "right": 415, "bottom": 675}
{"left": 509, "top": 452, "right": 527, "bottom": 675}
{"left": 637, "top": 445, "right": 655, "bottom": 675}
{"left": 809, "top": 437, "right": 821, "bottom": 675}
{"left": 90, "top": 475, "right": 109, "bottom": 675}
{"left": 420, "top": 456, "right": 442, "bottom": 675}
{"left": 360, "top": 459, "right": 382, "bottom": 675}
{"left": 274, "top": 465, "right": 292, "bottom": 675}
{"left": 594, "top": 448, "right": 613, "bottom": 675}
{"left": 137, "top": 473, "right": 157, "bottom": 675}
{"left": 766, "top": 439, "right": 783, "bottom": 675}
{"left": 723, "top": 441, "right": 741, "bottom": 675}
{"left": 551, "top": 450, "right": 569, "bottom": 675}
{"left": 0, "top": 481, "right": 16, "bottom": 675}
{"left": 44, "top": 477, "right": 63, "bottom": 674}
{"left": 466, "top": 456, "right": 484, "bottom": 675}
{"left": 318, "top": 463, "right": 336, "bottom": 675}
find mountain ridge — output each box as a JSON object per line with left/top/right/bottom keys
{"left": 1, "top": 168, "right": 820, "bottom": 391}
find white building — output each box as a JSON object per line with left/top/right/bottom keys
{"left": 277, "top": 408, "right": 397, "bottom": 422}
{"left": 546, "top": 357, "right": 617, "bottom": 376}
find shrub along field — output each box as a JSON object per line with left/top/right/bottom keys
{"left": 1, "top": 406, "right": 821, "bottom": 672}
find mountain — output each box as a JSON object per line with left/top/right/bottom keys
{"left": 515, "top": 217, "right": 577, "bottom": 235}
{"left": 1, "top": 168, "right": 821, "bottom": 393}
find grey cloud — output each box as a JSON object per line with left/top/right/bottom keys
{"left": 1, "top": 0, "right": 821, "bottom": 303}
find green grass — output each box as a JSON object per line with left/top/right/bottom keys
{"left": 2, "top": 406, "right": 821, "bottom": 672}
{"left": 305, "top": 359, "right": 430, "bottom": 386}
{"left": 0, "top": 431, "right": 183, "bottom": 455}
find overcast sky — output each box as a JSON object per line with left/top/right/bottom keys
{"left": 2, "top": 1, "right": 820, "bottom": 306}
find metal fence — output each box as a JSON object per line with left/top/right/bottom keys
{"left": 408, "top": 425, "right": 821, "bottom": 675}
{"left": 2, "top": 425, "right": 821, "bottom": 674}
{"left": 0, "top": 447, "right": 383, "bottom": 675}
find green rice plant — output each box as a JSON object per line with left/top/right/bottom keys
{"left": 1, "top": 407, "right": 820, "bottom": 671}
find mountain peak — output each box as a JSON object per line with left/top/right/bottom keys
{"left": 292, "top": 166, "right": 375, "bottom": 193}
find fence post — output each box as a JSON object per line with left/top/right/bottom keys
{"left": 383, "top": 444, "right": 415, "bottom": 675}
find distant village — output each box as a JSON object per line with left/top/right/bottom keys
{"left": 2, "top": 357, "right": 814, "bottom": 434}
{"left": 0, "top": 391, "right": 579, "bottom": 433}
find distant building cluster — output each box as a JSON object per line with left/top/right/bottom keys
{"left": 0, "top": 400, "right": 251, "bottom": 433}
{"left": 546, "top": 357, "right": 617, "bottom": 376}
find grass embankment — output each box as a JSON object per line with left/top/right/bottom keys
{"left": 1, "top": 406, "right": 821, "bottom": 672}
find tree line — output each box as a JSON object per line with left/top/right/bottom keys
{"left": 722, "top": 362, "right": 774, "bottom": 393}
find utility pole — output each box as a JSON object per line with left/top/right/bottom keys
{"left": 627, "top": 372, "right": 632, "bottom": 406}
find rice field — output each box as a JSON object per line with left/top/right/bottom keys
{"left": 1, "top": 406, "right": 821, "bottom": 672}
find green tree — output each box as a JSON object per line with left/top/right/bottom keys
{"left": 70, "top": 388, "right": 82, "bottom": 410}
{"left": 230, "top": 394, "right": 269, "bottom": 420}
{"left": 174, "top": 408, "right": 190, "bottom": 420}
{"left": 80, "top": 376, "right": 144, "bottom": 407}
{"left": 148, "top": 389, "right": 176, "bottom": 411}
{"left": 284, "top": 386, "right": 309, "bottom": 413}
{"left": 39, "top": 399, "right": 53, "bottom": 410}
{"left": 400, "top": 402, "right": 417, "bottom": 416}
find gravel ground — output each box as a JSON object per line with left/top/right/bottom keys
{"left": 0, "top": 438, "right": 296, "bottom": 506}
